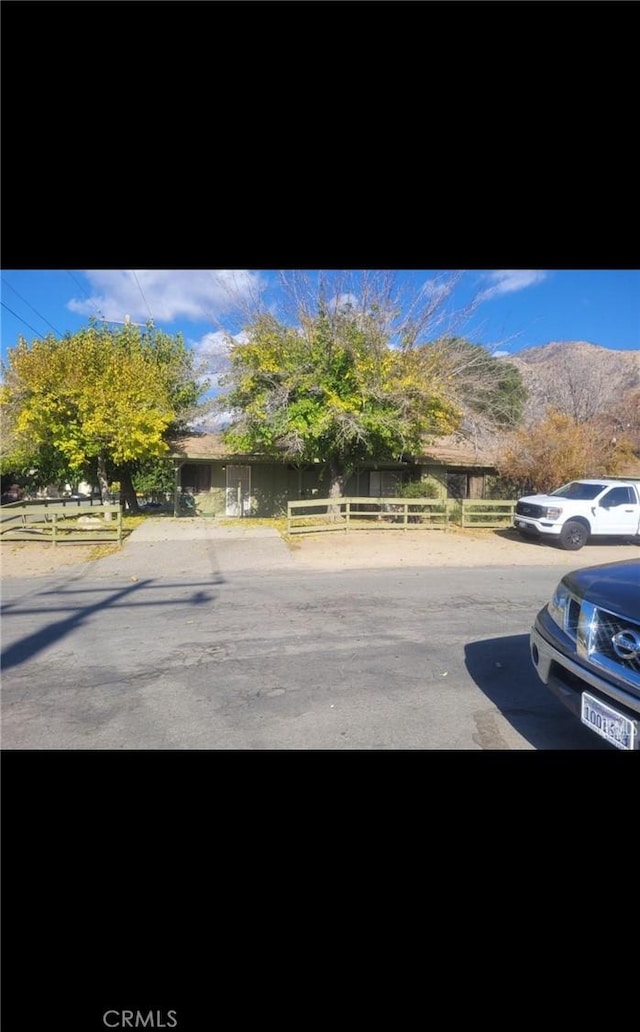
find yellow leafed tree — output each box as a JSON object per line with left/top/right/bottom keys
{"left": 1, "top": 324, "right": 179, "bottom": 500}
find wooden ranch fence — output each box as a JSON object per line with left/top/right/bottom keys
{"left": 0, "top": 501, "right": 123, "bottom": 547}
{"left": 287, "top": 497, "right": 517, "bottom": 534}
{"left": 287, "top": 497, "right": 449, "bottom": 534}
{"left": 453, "top": 499, "right": 517, "bottom": 528}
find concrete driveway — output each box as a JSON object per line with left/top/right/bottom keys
{"left": 90, "top": 517, "right": 297, "bottom": 579}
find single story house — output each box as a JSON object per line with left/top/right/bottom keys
{"left": 168, "top": 433, "right": 499, "bottom": 517}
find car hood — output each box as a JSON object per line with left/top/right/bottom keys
{"left": 519, "top": 493, "right": 580, "bottom": 506}
{"left": 562, "top": 560, "right": 640, "bottom": 620}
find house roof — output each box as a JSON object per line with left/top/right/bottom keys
{"left": 169, "top": 431, "right": 500, "bottom": 470}
{"left": 170, "top": 433, "right": 233, "bottom": 459}
{"left": 169, "top": 433, "right": 275, "bottom": 462}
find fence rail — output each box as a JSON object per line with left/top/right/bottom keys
{"left": 0, "top": 501, "right": 123, "bottom": 546}
{"left": 453, "top": 499, "right": 516, "bottom": 528}
{"left": 287, "top": 497, "right": 517, "bottom": 534}
{"left": 287, "top": 497, "right": 449, "bottom": 534}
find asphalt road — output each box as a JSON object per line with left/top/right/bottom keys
{"left": 1, "top": 555, "right": 611, "bottom": 750}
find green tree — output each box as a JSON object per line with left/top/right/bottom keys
{"left": 110, "top": 324, "right": 207, "bottom": 509}
{"left": 218, "top": 308, "right": 462, "bottom": 499}
{"left": 430, "top": 337, "right": 527, "bottom": 428}
{"left": 130, "top": 456, "right": 178, "bottom": 501}
{"left": 216, "top": 273, "right": 527, "bottom": 498}
{"left": 1, "top": 321, "right": 208, "bottom": 507}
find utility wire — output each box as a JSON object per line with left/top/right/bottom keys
{"left": 1, "top": 300, "right": 45, "bottom": 338}
{"left": 132, "top": 270, "right": 154, "bottom": 322}
{"left": 66, "top": 270, "right": 103, "bottom": 316}
{"left": 1, "top": 276, "right": 62, "bottom": 336}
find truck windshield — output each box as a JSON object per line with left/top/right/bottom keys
{"left": 550, "top": 482, "right": 606, "bottom": 500}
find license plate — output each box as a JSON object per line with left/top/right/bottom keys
{"left": 581, "top": 692, "right": 637, "bottom": 750}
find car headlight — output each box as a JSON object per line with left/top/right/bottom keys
{"left": 544, "top": 507, "right": 563, "bottom": 519}
{"left": 547, "top": 582, "right": 571, "bottom": 630}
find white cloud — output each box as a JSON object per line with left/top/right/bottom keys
{"left": 66, "top": 270, "right": 264, "bottom": 324}
{"left": 477, "top": 270, "right": 547, "bottom": 302}
{"left": 195, "top": 330, "right": 234, "bottom": 359}
{"left": 421, "top": 277, "right": 450, "bottom": 300}
{"left": 193, "top": 329, "right": 249, "bottom": 389}
{"left": 194, "top": 329, "right": 247, "bottom": 360}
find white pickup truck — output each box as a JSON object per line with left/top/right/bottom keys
{"left": 514, "top": 478, "right": 640, "bottom": 550}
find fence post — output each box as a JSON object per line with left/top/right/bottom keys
{"left": 117, "top": 507, "right": 122, "bottom": 545}
{"left": 346, "top": 500, "right": 350, "bottom": 533}
{"left": 403, "top": 501, "right": 408, "bottom": 531}
{"left": 52, "top": 513, "right": 57, "bottom": 548}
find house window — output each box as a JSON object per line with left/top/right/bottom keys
{"left": 369, "top": 471, "right": 401, "bottom": 497}
{"left": 183, "top": 464, "right": 211, "bottom": 493}
{"left": 446, "top": 472, "right": 486, "bottom": 500}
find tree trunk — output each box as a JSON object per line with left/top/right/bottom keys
{"left": 96, "top": 453, "right": 113, "bottom": 521}
{"left": 119, "top": 468, "right": 139, "bottom": 513}
{"left": 327, "top": 457, "right": 346, "bottom": 518}
{"left": 97, "top": 454, "right": 110, "bottom": 503}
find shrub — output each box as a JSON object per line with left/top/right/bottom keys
{"left": 398, "top": 479, "right": 439, "bottom": 499}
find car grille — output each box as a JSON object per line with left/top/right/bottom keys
{"left": 590, "top": 609, "right": 640, "bottom": 676}
{"left": 516, "top": 502, "right": 544, "bottom": 518}
{"left": 577, "top": 601, "right": 640, "bottom": 690}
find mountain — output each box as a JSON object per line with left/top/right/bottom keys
{"left": 435, "top": 341, "right": 640, "bottom": 470}
{"left": 500, "top": 341, "right": 640, "bottom": 427}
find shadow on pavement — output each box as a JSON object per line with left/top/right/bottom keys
{"left": 493, "top": 527, "right": 640, "bottom": 549}
{"left": 0, "top": 577, "right": 223, "bottom": 672}
{"left": 465, "top": 633, "right": 611, "bottom": 749}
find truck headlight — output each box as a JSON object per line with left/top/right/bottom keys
{"left": 544, "top": 507, "right": 563, "bottom": 519}
{"left": 547, "top": 582, "right": 571, "bottom": 630}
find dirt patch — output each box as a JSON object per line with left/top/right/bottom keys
{"left": 288, "top": 526, "right": 640, "bottom": 570}
{"left": 3, "top": 525, "right": 638, "bottom": 579}
{"left": 1, "top": 542, "right": 115, "bottom": 579}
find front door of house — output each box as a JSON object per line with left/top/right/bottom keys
{"left": 225, "top": 465, "right": 251, "bottom": 516}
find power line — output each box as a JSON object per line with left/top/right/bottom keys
{"left": 66, "top": 270, "right": 102, "bottom": 316}
{"left": 1, "top": 276, "right": 62, "bottom": 336}
{"left": 1, "top": 300, "right": 45, "bottom": 339}
{"left": 131, "top": 271, "right": 154, "bottom": 322}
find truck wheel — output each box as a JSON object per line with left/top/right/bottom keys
{"left": 559, "top": 521, "right": 589, "bottom": 550}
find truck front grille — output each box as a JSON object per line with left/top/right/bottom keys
{"left": 516, "top": 502, "right": 544, "bottom": 518}
{"left": 577, "top": 601, "right": 640, "bottom": 689}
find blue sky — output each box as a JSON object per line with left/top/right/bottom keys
{"left": 1, "top": 271, "right": 638, "bottom": 376}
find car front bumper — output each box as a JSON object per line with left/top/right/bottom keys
{"left": 513, "top": 516, "right": 561, "bottom": 536}
{"left": 530, "top": 614, "right": 640, "bottom": 745}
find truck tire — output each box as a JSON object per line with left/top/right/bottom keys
{"left": 558, "top": 520, "right": 589, "bottom": 550}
